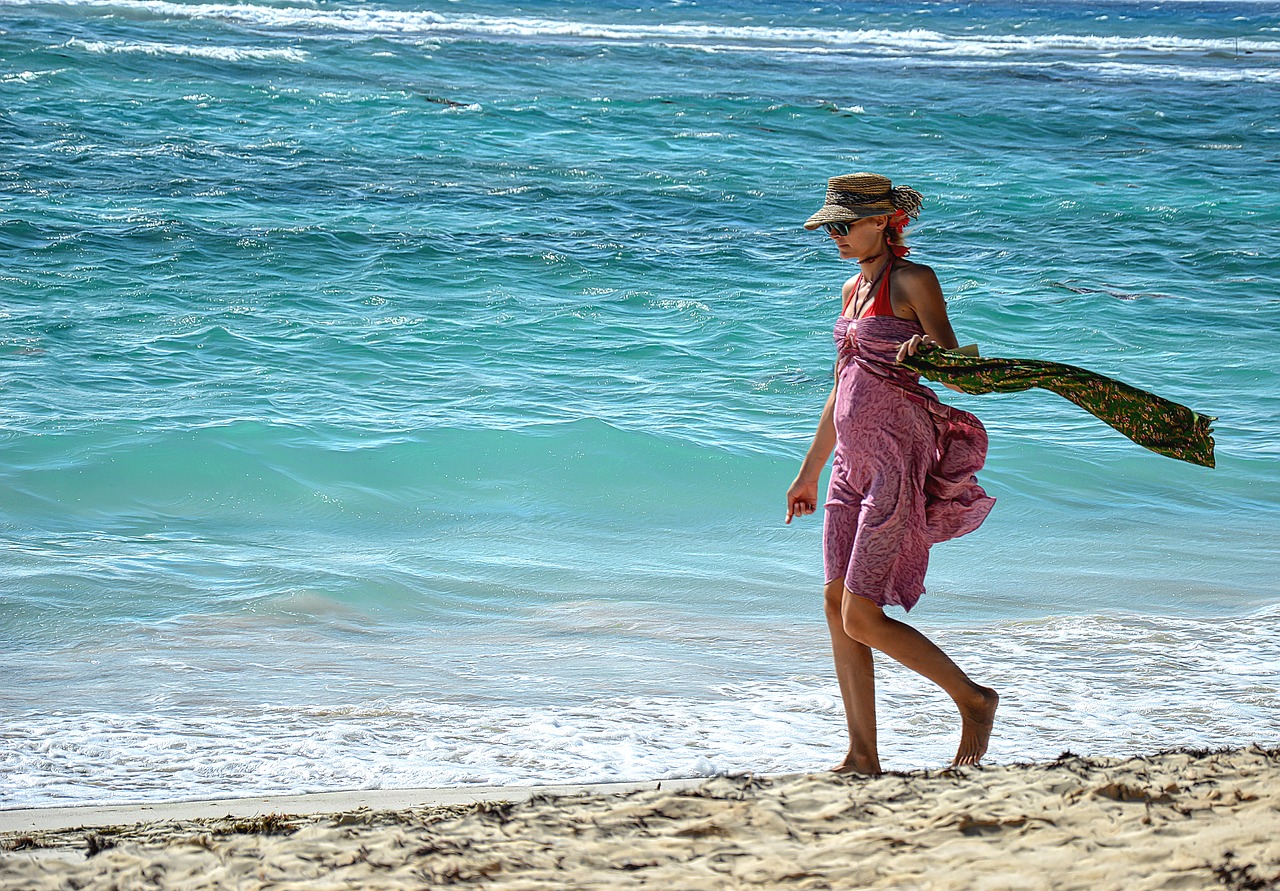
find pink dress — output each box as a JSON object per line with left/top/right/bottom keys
{"left": 823, "top": 263, "right": 995, "bottom": 611}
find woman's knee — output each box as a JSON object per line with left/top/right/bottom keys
{"left": 822, "top": 579, "right": 846, "bottom": 621}
{"left": 840, "top": 592, "right": 885, "bottom": 644}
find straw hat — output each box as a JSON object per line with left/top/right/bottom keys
{"left": 803, "top": 172, "right": 924, "bottom": 230}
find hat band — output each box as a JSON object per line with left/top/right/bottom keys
{"left": 825, "top": 188, "right": 893, "bottom": 209}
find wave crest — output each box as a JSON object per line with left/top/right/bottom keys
{"left": 64, "top": 37, "right": 309, "bottom": 62}
{"left": 13, "top": 0, "right": 1277, "bottom": 61}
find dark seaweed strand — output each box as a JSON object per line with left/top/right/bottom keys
{"left": 901, "top": 349, "right": 1216, "bottom": 468}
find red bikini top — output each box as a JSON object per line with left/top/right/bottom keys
{"left": 841, "top": 256, "right": 895, "bottom": 320}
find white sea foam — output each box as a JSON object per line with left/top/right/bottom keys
{"left": 63, "top": 37, "right": 308, "bottom": 62}
{"left": 879, "top": 55, "right": 1280, "bottom": 84}
{"left": 2, "top": 69, "right": 38, "bottom": 82}
{"left": 1082, "top": 59, "right": 1280, "bottom": 83}
{"left": 8, "top": 0, "right": 1280, "bottom": 59}
{"left": 3, "top": 607, "right": 1277, "bottom": 808}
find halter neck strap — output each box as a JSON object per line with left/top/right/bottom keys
{"left": 841, "top": 255, "right": 894, "bottom": 318}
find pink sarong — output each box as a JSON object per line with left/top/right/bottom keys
{"left": 823, "top": 312, "right": 995, "bottom": 611}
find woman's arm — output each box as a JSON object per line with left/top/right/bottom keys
{"left": 893, "top": 264, "right": 965, "bottom": 391}
{"left": 788, "top": 278, "right": 856, "bottom": 524}
{"left": 895, "top": 263, "right": 958, "bottom": 353}
{"left": 786, "top": 380, "right": 838, "bottom": 524}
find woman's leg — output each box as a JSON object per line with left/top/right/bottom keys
{"left": 840, "top": 590, "right": 998, "bottom": 766}
{"left": 823, "top": 578, "right": 881, "bottom": 774}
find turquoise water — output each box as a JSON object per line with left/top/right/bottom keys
{"left": 2, "top": 0, "right": 1278, "bottom": 807}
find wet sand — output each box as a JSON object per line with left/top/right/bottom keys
{"left": 2, "top": 747, "right": 1277, "bottom": 889}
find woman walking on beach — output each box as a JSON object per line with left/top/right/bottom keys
{"left": 785, "top": 173, "right": 1000, "bottom": 774}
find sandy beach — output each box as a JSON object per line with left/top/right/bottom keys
{"left": 2, "top": 746, "right": 1276, "bottom": 890}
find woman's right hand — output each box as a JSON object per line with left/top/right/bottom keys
{"left": 786, "top": 476, "right": 819, "bottom": 524}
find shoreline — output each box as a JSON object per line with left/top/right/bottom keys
{"left": 0, "top": 776, "right": 711, "bottom": 836}
{"left": 4, "top": 746, "right": 1277, "bottom": 889}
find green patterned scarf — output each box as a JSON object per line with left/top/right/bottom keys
{"left": 900, "top": 348, "right": 1216, "bottom": 468}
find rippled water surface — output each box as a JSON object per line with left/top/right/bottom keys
{"left": 1, "top": 0, "right": 1278, "bottom": 807}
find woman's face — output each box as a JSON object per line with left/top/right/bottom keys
{"left": 827, "top": 215, "right": 888, "bottom": 261}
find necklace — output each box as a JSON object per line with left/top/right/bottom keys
{"left": 848, "top": 254, "right": 891, "bottom": 319}
{"left": 857, "top": 252, "right": 888, "bottom": 289}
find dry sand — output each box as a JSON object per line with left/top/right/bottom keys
{"left": 2, "top": 746, "right": 1277, "bottom": 890}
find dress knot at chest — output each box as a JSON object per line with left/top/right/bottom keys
{"left": 834, "top": 314, "right": 925, "bottom": 381}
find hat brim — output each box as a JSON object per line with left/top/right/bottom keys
{"left": 803, "top": 204, "right": 893, "bottom": 230}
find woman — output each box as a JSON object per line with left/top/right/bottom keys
{"left": 785, "top": 173, "right": 999, "bottom": 773}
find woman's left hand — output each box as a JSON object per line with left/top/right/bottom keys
{"left": 895, "top": 333, "right": 938, "bottom": 363}
{"left": 897, "top": 333, "right": 965, "bottom": 392}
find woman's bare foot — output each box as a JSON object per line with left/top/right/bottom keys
{"left": 952, "top": 686, "right": 999, "bottom": 767}
{"left": 832, "top": 753, "right": 882, "bottom": 776}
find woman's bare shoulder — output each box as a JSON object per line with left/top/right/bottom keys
{"left": 893, "top": 259, "right": 939, "bottom": 284}
{"left": 892, "top": 260, "right": 943, "bottom": 297}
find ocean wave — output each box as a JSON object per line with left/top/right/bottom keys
{"left": 63, "top": 36, "right": 308, "bottom": 62}
{"left": 662, "top": 42, "right": 1280, "bottom": 82}
{"left": 1079, "top": 58, "right": 1280, "bottom": 83}
{"left": 0, "top": 68, "right": 67, "bottom": 83}
{"left": 10, "top": 0, "right": 1280, "bottom": 59}
{"left": 0, "top": 418, "right": 778, "bottom": 526}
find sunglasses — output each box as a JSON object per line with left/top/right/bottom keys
{"left": 821, "top": 221, "right": 855, "bottom": 237}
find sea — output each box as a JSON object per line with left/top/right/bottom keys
{"left": 1, "top": 0, "right": 1278, "bottom": 809}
